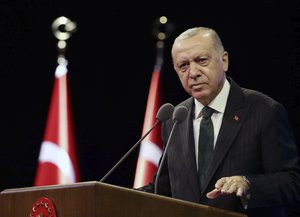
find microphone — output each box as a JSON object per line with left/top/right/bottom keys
{"left": 154, "top": 105, "right": 188, "bottom": 194}
{"left": 99, "top": 103, "right": 174, "bottom": 183}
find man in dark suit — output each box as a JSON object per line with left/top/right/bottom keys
{"left": 138, "top": 27, "right": 300, "bottom": 217}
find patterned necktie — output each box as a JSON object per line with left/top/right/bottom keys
{"left": 198, "top": 106, "right": 214, "bottom": 192}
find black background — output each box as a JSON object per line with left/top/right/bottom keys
{"left": 0, "top": 0, "right": 299, "bottom": 203}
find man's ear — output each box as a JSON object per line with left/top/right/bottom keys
{"left": 222, "top": 51, "right": 229, "bottom": 72}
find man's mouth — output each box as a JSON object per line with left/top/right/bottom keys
{"left": 191, "top": 83, "right": 205, "bottom": 89}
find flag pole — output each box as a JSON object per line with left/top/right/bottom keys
{"left": 133, "top": 16, "right": 175, "bottom": 188}
{"left": 34, "top": 16, "right": 79, "bottom": 186}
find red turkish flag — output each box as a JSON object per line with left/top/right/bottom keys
{"left": 34, "top": 62, "right": 80, "bottom": 186}
{"left": 133, "top": 65, "right": 163, "bottom": 188}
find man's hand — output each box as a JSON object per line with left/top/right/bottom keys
{"left": 206, "top": 176, "right": 250, "bottom": 199}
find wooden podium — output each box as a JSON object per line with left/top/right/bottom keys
{"left": 0, "top": 181, "right": 247, "bottom": 217}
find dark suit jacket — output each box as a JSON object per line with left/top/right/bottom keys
{"left": 139, "top": 78, "right": 300, "bottom": 217}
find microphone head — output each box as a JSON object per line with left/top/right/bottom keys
{"left": 156, "top": 103, "right": 175, "bottom": 122}
{"left": 173, "top": 106, "right": 188, "bottom": 124}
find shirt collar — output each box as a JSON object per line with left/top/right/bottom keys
{"left": 194, "top": 78, "right": 230, "bottom": 119}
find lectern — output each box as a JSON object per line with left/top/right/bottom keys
{"left": 0, "top": 181, "right": 247, "bottom": 217}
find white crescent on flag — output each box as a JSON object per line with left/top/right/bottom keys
{"left": 38, "top": 141, "right": 75, "bottom": 183}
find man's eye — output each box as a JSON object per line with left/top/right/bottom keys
{"left": 197, "top": 58, "right": 208, "bottom": 64}
{"left": 179, "top": 63, "right": 189, "bottom": 72}
{"left": 198, "top": 58, "right": 210, "bottom": 66}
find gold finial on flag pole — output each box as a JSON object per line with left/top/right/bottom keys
{"left": 51, "top": 16, "right": 77, "bottom": 64}
{"left": 152, "top": 16, "right": 175, "bottom": 68}
{"left": 152, "top": 16, "right": 175, "bottom": 48}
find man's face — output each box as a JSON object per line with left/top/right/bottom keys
{"left": 172, "top": 33, "right": 228, "bottom": 105}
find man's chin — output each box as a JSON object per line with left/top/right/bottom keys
{"left": 192, "top": 91, "right": 205, "bottom": 99}
{"left": 192, "top": 91, "right": 210, "bottom": 104}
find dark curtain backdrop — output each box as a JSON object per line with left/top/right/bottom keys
{"left": 0, "top": 1, "right": 299, "bottom": 209}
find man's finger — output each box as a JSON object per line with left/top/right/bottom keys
{"left": 206, "top": 188, "right": 221, "bottom": 199}
{"left": 236, "top": 187, "right": 244, "bottom": 197}
{"left": 215, "top": 177, "right": 226, "bottom": 188}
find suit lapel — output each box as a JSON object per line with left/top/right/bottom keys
{"left": 200, "top": 79, "right": 250, "bottom": 197}
{"left": 177, "top": 98, "right": 201, "bottom": 201}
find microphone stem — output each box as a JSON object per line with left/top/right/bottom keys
{"left": 100, "top": 119, "right": 159, "bottom": 183}
{"left": 154, "top": 121, "right": 178, "bottom": 194}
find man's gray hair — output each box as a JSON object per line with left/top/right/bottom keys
{"left": 173, "top": 27, "right": 224, "bottom": 52}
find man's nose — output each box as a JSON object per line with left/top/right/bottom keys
{"left": 189, "top": 63, "right": 201, "bottom": 78}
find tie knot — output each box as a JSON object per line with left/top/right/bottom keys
{"left": 202, "top": 106, "right": 214, "bottom": 119}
